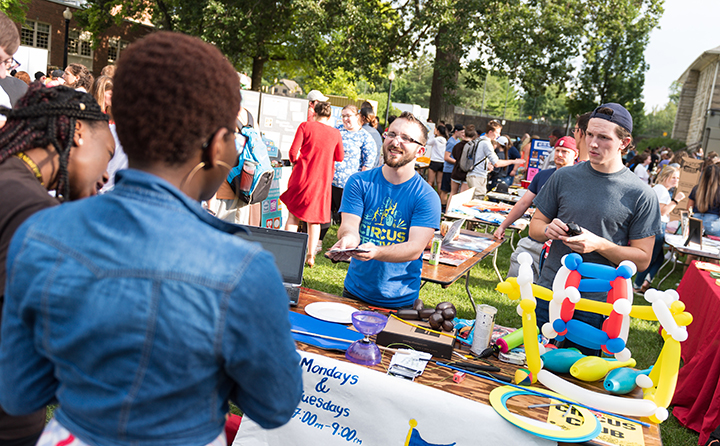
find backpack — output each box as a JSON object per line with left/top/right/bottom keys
{"left": 458, "top": 138, "right": 489, "bottom": 173}
{"left": 227, "top": 121, "right": 274, "bottom": 205}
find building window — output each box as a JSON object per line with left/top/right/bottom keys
{"left": 21, "top": 21, "right": 50, "bottom": 49}
{"left": 107, "top": 38, "right": 128, "bottom": 64}
{"left": 68, "top": 30, "right": 93, "bottom": 58}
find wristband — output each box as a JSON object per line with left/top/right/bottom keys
{"left": 544, "top": 225, "right": 549, "bottom": 235}
{"left": 671, "top": 199, "right": 678, "bottom": 204}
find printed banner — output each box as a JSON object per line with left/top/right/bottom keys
{"left": 233, "top": 351, "right": 553, "bottom": 446}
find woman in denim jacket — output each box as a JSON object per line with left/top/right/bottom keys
{"left": 0, "top": 32, "right": 302, "bottom": 446}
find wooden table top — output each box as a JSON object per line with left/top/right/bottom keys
{"left": 420, "top": 229, "right": 502, "bottom": 287}
{"left": 292, "top": 288, "right": 662, "bottom": 446}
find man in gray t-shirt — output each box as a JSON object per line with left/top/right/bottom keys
{"left": 529, "top": 103, "right": 661, "bottom": 350}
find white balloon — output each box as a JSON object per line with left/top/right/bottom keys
{"left": 537, "top": 370, "right": 658, "bottom": 417}
{"left": 636, "top": 374, "right": 653, "bottom": 389}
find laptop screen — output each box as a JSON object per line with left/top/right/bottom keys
{"left": 234, "top": 225, "right": 308, "bottom": 285}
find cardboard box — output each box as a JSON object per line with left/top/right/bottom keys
{"left": 376, "top": 317, "right": 456, "bottom": 359}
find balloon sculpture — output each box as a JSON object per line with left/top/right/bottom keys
{"left": 496, "top": 252, "right": 692, "bottom": 424}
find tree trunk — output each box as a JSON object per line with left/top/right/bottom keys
{"left": 251, "top": 56, "right": 266, "bottom": 92}
{"left": 429, "top": 29, "right": 459, "bottom": 124}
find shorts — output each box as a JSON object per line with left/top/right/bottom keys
{"left": 428, "top": 161, "right": 444, "bottom": 172}
{"left": 466, "top": 175, "right": 488, "bottom": 200}
{"left": 440, "top": 172, "right": 452, "bottom": 192}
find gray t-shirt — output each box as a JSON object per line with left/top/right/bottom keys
{"left": 534, "top": 161, "right": 661, "bottom": 292}
{"left": 468, "top": 136, "right": 499, "bottom": 178}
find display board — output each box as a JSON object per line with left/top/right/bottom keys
{"left": 527, "top": 139, "right": 551, "bottom": 182}
{"left": 241, "top": 90, "right": 261, "bottom": 123}
{"left": 233, "top": 351, "right": 552, "bottom": 446}
{"left": 257, "top": 95, "right": 308, "bottom": 160}
{"left": 669, "top": 156, "right": 703, "bottom": 222}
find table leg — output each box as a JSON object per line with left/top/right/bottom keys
{"left": 464, "top": 270, "right": 477, "bottom": 318}
{"left": 491, "top": 244, "right": 503, "bottom": 282}
{"left": 657, "top": 247, "right": 677, "bottom": 287}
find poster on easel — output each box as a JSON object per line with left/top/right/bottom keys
{"left": 527, "top": 139, "right": 551, "bottom": 182}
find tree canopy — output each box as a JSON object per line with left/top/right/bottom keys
{"left": 70, "top": 0, "right": 664, "bottom": 130}
{"left": 76, "top": 0, "right": 406, "bottom": 91}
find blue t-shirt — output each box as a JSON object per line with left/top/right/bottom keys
{"left": 528, "top": 168, "right": 556, "bottom": 195}
{"left": 443, "top": 137, "right": 458, "bottom": 173}
{"left": 340, "top": 169, "right": 441, "bottom": 307}
{"left": 333, "top": 127, "right": 378, "bottom": 188}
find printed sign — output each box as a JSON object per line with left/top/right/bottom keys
{"left": 261, "top": 166, "right": 283, "bottom": 228}
{"left": 527, "top": 139, "right": 551, "bottom": 182}
{"left": 233, "top": 351, "right": 553, "bottom": 446}
{"left": 546, "top": 402, "right": 645, "bottom": 446}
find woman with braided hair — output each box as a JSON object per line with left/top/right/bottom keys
{"left": 0, "top": 83, "right": 113, "bottom": 446}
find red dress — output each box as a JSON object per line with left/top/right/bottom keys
{"left": 280, "top": 121, "right": 344, "bottom": 223}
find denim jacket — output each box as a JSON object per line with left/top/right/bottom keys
{"left": 0, "top": 169, "right": 302, "bottom": 446}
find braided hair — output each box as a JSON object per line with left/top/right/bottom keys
{"left": 0, "top": 82, "right": 108, "bottom": 199}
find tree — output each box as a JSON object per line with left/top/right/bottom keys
{"left": 641, "top": 82, "right": 681, "bottom": 139}
{"left": 0, "top": 0, "right": 28, "bottom": 24}
{"left": 76, "top": 0, "right": 405, "bottom": 92}
{"left": 565, "top": 0, "right": 664, "bottom": 133}
{"left": 396, "top": 0, "right": 588, "bottom": 123}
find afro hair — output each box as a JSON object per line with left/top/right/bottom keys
{"left": 112, "top": 31, "right": 240, "bottom": 166}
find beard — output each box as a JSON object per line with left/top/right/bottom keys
{"left": 383, "top": 145, "right": 416, "bottom": 168}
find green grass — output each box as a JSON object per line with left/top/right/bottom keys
{"left": 305, "top": 224, "right": 700, "bottom": 445}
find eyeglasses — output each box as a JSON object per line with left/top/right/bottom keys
{"left": 382, "top": 131, "right": 422, "bottom": 146}
{"left": 3, "top": 57, "right": 20, "bottom": 70}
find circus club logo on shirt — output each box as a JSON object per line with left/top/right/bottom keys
{"left": 359, "top": 197, "right": 408, "bottom": 246}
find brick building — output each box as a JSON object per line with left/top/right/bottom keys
{"left": 15, "top": 0, "right": 153, "bottom": 77}
{"left": 673, "top": 44, "right": 720, "bottom": 149}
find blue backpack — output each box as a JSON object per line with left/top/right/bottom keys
{"left": 227, "top": 123, "right": 274, "bottom": 205}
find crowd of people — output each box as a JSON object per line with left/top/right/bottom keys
{"left": 2, "top": 8, "right": 719, "bottom": 446}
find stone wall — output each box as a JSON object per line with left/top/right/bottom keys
{"left": 672, "top": 70, "right": 698, "bottom": 142}
{"left": 686, "top": 60, "right": 720, "bottom": 146}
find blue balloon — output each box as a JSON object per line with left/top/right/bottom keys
{"left": 616, "top": 264, "right": 634, "bottom": 279}
{"left": 605, "top": 337, "right": 626, "bottom": 354}
{"left": 564, "top": 319, "right": 608, "bottom": 349}
{"left": 577, "top": 263, "right": 618, "bottom": 281}
{"left": 578, "top": 279, "right": 613, "bottom": 292}
{"left": 563, "top": 253, "right": 583, "bottom": 270}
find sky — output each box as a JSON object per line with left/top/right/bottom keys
{"left": 643, "top": 0, "right": 720, "bottom": 112}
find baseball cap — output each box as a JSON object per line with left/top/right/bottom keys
{"left": 555, "top": 136, "right": 578, "bottom": 159}
{"left": 453, "top": 124, "right": 464, "bottom": 132}
{"left": 307, "top": 90, "right": 328, "bottom": 102}
{"left": 496, "top": 136, "right": 509, "bottom": 146}
{"left": 590, "top": 103, "right": 633, "bottom": 133}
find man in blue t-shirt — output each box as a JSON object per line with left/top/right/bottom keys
{"left": 327, "top": 112, "right": 441, "bottom": 308}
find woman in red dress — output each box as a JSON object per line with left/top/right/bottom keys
{"left": 281, "top": 101, "right": 344, "bottom": 266}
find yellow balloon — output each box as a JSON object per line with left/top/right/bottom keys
{"left": 569, "top": 356, "right": 636, "bottom": 382}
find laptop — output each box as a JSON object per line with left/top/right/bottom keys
{"left": 235, "top": 225, "right": 308, "bottom": 305}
